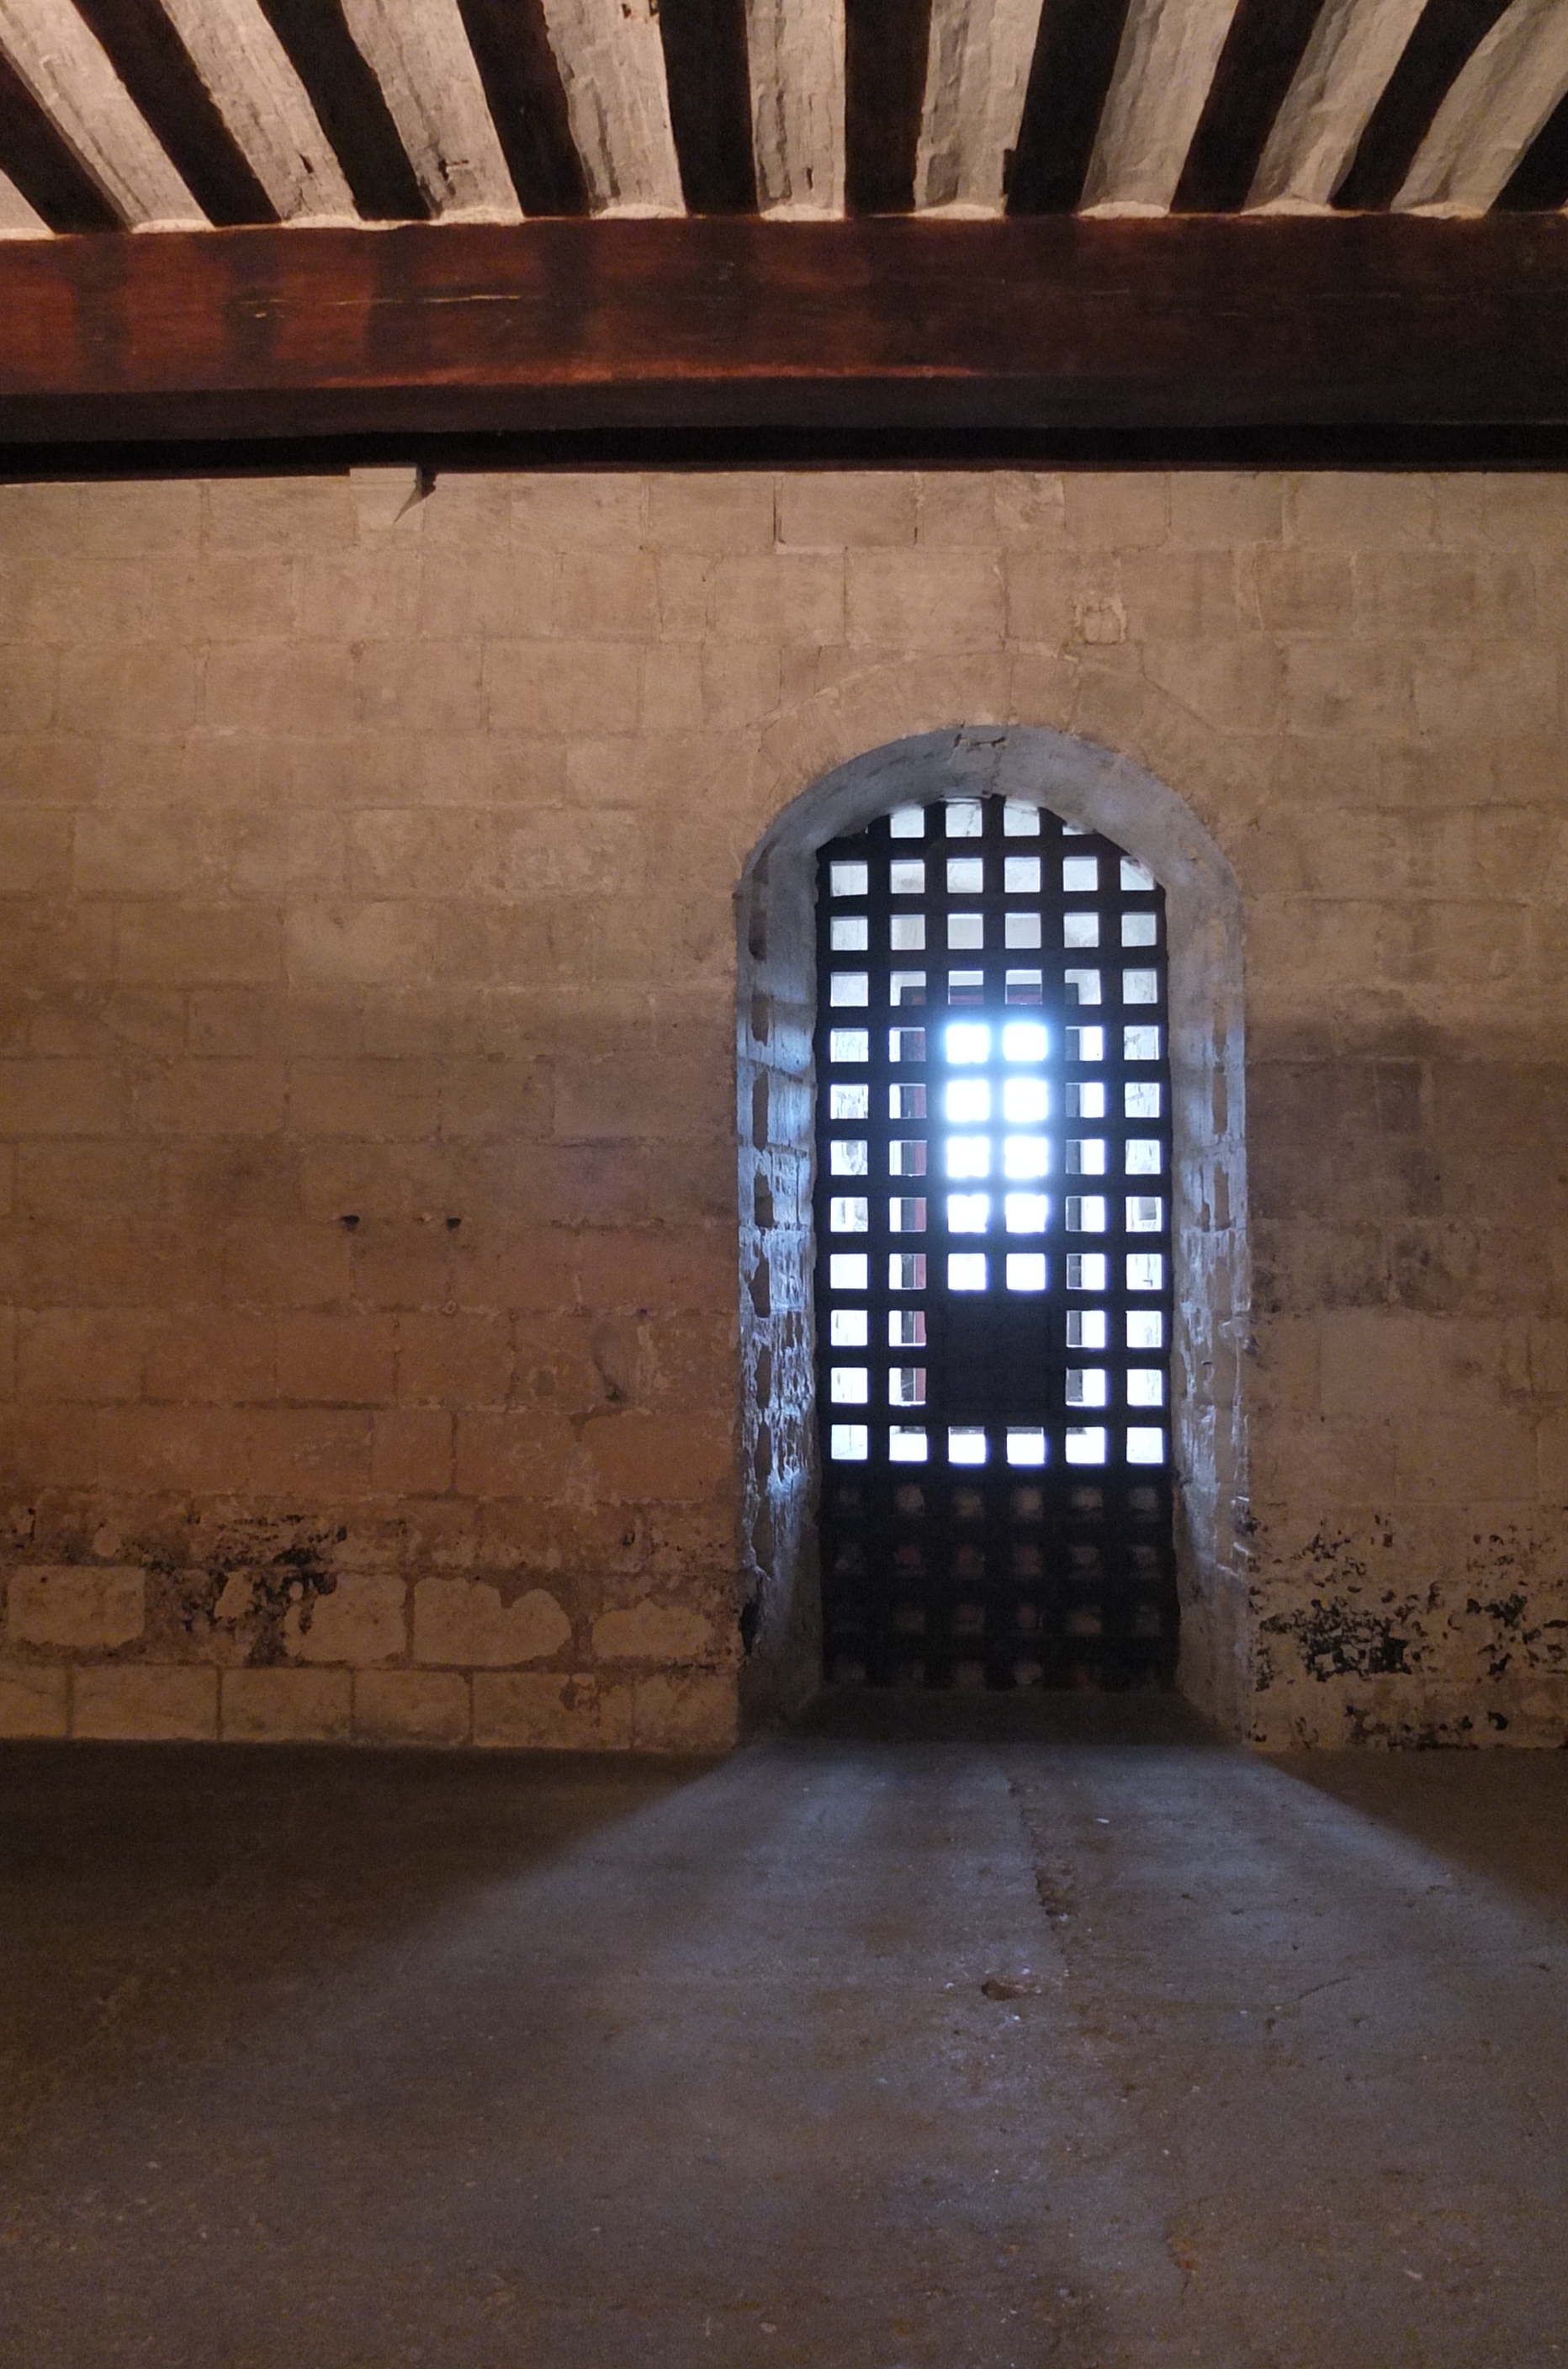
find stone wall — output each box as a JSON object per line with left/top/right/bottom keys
{"left": 0, "top": 464, "right": 1565, "bottom": 1748}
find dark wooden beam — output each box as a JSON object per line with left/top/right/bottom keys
{"left": 70, "top": 0, "right": 278, "bottom": 225}
{"left": 252, "top": 0, "right": 428, "bottom": 221}
{"left": 1174, "top": 0, "right": 1325, "bottom": 214}
{"left": 845, "top": 0, "right": 931, "bottom": 215}
{"left": 1334, "top": 0, "right": 1512, "bottom": 211}
{"left": 1008, "top": 0, "right": 1131, "bottom": 213}
{"left": 455, "top": 0, "right": 591, "bottom": 216}
{"left": 0, "top": 215, "right": 1566, "bottom": 442}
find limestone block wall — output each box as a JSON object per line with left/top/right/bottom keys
{"left": 0, "top": 464, "right": 1565, "bottom": 1748}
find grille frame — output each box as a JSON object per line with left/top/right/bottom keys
{"left": 813, "top": 792, "right": 1179, "bottom": 1692}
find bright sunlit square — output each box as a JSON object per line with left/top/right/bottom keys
{"left": 945, "top": 1024, "right": 990, "bottom": 1064}
{"left": 1002, "top": 1021, "right": 1047, "bottom": 1063}
{"left": 1004, "top": 1194, "right": 1047, "bottom": 1232}
{"left": 945, "top": 1079, "right": 991, "bottom": 1122}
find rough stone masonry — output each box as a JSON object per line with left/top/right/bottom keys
{"left": 1, "top": 465, "right": 1565, "bottom": 1750}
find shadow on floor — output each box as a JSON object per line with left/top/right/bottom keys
{"left": 0, "top": 1739, "right": 713, "bottom": 2091}
{"left": 792, "top": 1682, "right": 1225, "bottom": 1747}
{"left": 1269, "top": 1741, "right": 1568, "bottom": 1915}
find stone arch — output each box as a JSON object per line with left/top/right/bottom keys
{"left": 736, "top": 726, "right": 1250, "bottom": 1733}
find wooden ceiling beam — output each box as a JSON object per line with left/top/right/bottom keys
{"left": 1082, "top": 0, "right": 1243, "bottom": 214}
{"left": 69, "top": 0, "right": 277, "bottom": 225}
{"left": 1173, "top": 0, "right": 1322, "bottom": 212}
{"left": 0, "top": 215, "right": 1564, "bottom": 441}
{"left": 252, "top": 0, "right": 427, "bottom": 220}
{"left": 914, "top": 0, "right": 1041, "bottom": 214}
{"left": 452, "top": 0, "right": 589, "bottom": 215}
{"left": 1397, "top": 0, "right": 1568, "bottom": 211}
{"left": 747, "top": 0, "right": 845, "bottom": 215}
{"left": 0, "top": 44, "right": 119, "bottom": 228}
{"left": 1250, "top": 0, "right": 1429, "bottom": 210}
{"left": 1333, "top": 0, "right": 1512, "bottom": 211}
{"left": 151, "top": 0, "right": 357, "bottom": 221}
{"left": 540, "top": 0, "right": 684, "bottom": 213}
{"left": 0, "top": 0, "right": 204, "bottom": 224}
{"left": 336, "top": 0, "right": 520, "bottom": 218}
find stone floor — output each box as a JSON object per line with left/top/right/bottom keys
{"left": 1, "top": 1696, "right": 1565, "bottom": 2367}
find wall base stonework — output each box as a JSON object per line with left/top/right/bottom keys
{"left": 2, "top": 466, "right": 1565, "bottom": 1747}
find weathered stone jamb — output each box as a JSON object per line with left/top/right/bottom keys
{"left": 736, "top": 724, "right": 1251, "bottom": 1732}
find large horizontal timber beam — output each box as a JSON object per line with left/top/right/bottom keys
{"left": 0, "top": 214, "right": 1565, "bottom": 441}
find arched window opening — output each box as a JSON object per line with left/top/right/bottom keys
{"left": 736, "top": 729, "right": 1248, "bottom": 1735}
{"left": 814, "top": 792, "right": 1176, "bottom": 1691}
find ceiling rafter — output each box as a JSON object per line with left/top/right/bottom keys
{"left": 71, "top": 0, "right": 276, "bottom": 223}
{"left": 541, "top": 0, "right": 684, "bottom": 214}
{"left": 1173, "top": 0, "right": 1322, "bottom": 211}
{"left": 153, "top": 0, "right": 357, "bottom": 220}
{"left": 747, "top": 0, "right": 844, "bottom": 215}
{"left": 252, "top": 0, "right": 427, "bottom": 218}
{"left": 337, "top": 0, "right": 520, "bottom": 217}
{"left": 451, "top": 0, "right": 588, "bottom": 215}
{"left": 1082, "top": 0, "right": 1244, "bottom": 215}
{"left": 0, "top": 0, "right": 1563, "bottom": 241}
{"left": 1332, "top": 0, "right": 1512, "bottom": 210}
{"left": 914, "top": 0, "right": 1041, "bottom": 215}
{"left": 0, "top": 0, "right": 203, "bottom": 224}
{"left": 1397, "top": 0, "right": 1568, "bottom": 211}
{"left": 0, "top": 41, "right": 119, "bottom": 225}
{"left": 1249, "top": 0, "right": 1431, "bottom": 210}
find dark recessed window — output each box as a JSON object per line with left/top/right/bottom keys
{"left": 813, "top": 793, "right": 1177, "bottom": 1691}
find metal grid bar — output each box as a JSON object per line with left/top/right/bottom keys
{"left": 813, "top": 792, "right": 1179, "bottom": 1691}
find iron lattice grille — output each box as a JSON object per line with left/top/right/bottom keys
{"left": 812, "top": 794, "right": 1179, "bottom": 1691}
